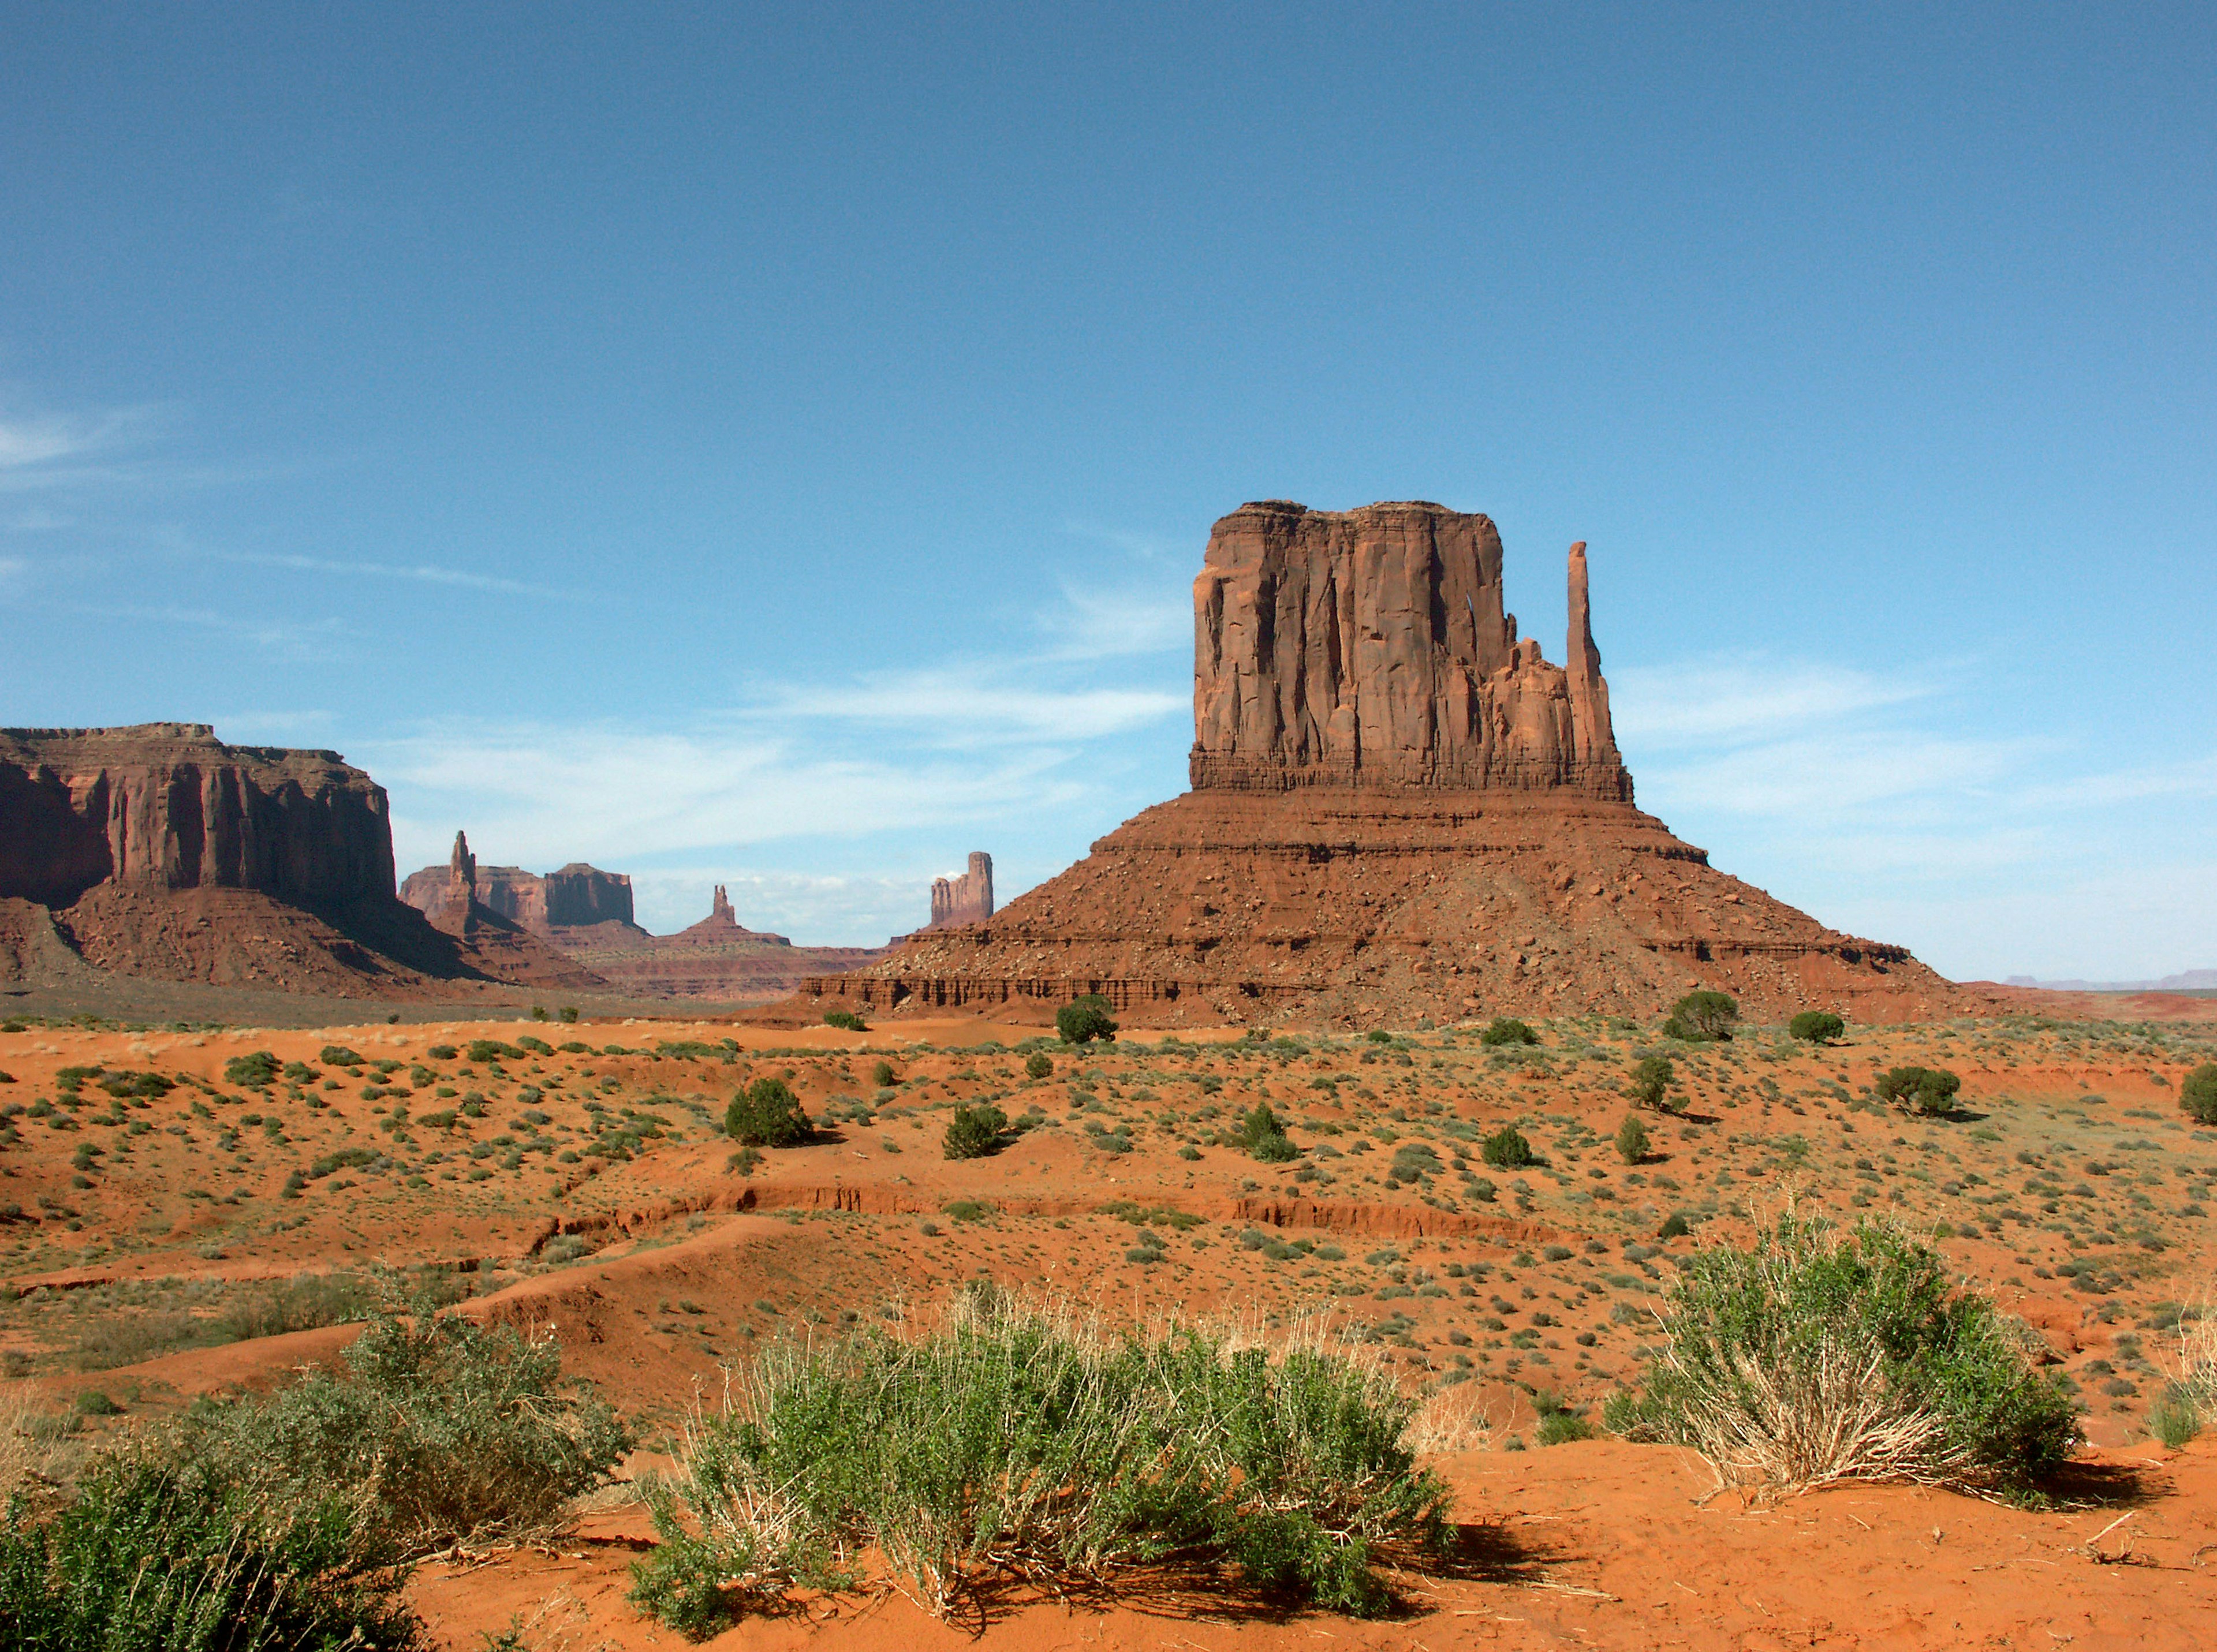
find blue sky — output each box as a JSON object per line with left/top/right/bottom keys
{"left": 2, "top": 4, "right": 2211, "bottom": 980}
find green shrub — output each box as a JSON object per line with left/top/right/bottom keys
{"left": 822, "top": 1009, "right": 868, "bottom": 1032}
{"left": 1605, "top": 1213, "right": 2076, "bottom": 1498}
{"left": 1238, "top": 1102, "right": 1298, "bottom": 1163}
{"left": 1056, "top": 995, "right": 1118, "bottom": 1045}
{"left": 1536, "top": 1409, "right": 1595, "bottom": 1446}
{"left": 629, "top": 1293, "right": 1450, "bottom": 1629}
{"left": 1480, "top": 1018, "right": 1537, "bottom": 1047}
{"left": 1025, "top": 1052, "right": 1054, "bottom": 1081}
{"left": 1662, "top": 990, "right": 1738, "bottom": 1042}
{"left": 170, "top": 1305, "right": 630, "bottom": 1556}
{"left": 1789, "top": 1010, "right": 1846, "bottom": 1045}
{"left": 1876, "top": 1066, "right": 1962, "bottom": 1117}
{"left": 2181, "top": 1062, "right": 2217, "bottom": 1126}
{"left": 425, "top": 1044, "right": 458, "bottom": 1061}
{"left": 2151, "top": 1394, "right": 2200, "bottom": 1449}
{"left": 1480, "top": 1126, "right": 1532, "bottom": 1169}
{"left": 1659, "top": 1212, "right": 1691, "bottom": 1240}
{"left": 222, "top": 1051, "right": 280, "bottom": 1087}
{"left": 725, "top": 1079, "right": 811, "bottom": 1147}
{"left": 1630, "top": 1055, "right": 1678, "bottom": 1111}
{"left": 1614, "top": 1114, "right": 1649, "bottom": 1165}
{"left": 943, "top": 1104, "right": 1009, "bottom": 1161}
{"left": 0, "top": 1454, "right": 424, "bottom": 1650}
{"left": 318, "top": 1045, "right": 364, "bottom": 1068}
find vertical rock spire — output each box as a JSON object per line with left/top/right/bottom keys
{"left": 1564, "top": 541, "right": 1619, "bottom": 773}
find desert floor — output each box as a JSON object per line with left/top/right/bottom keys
{"left": 3, "top": 1004, "right": 2214, "bottom": 1648}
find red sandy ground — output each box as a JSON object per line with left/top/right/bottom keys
{"left": 3, "top": 1007, "right": 2214, "bottom": 1649}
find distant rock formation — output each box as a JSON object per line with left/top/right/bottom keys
{"left": 1189, "top": 502, "right": 1630, "bottom": 798}
{"left": 549, "top": 883, "right": 891, "bottom": 1002}
{"left": 930, "top": 853, "right": 995, "bottom": 929}
{"left": 0, "top": 726, "right": 601, "bottom": 997}
{"left": 811, "top": 501, "right": 1971, "bottom": 1026}
{"left": 400, "top": 843, "right": 633, "bottom": 933}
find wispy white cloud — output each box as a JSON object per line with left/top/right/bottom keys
{"left": 1611, "top": 657, "right": 1936, "bottom": 746}
{"left": 752, "top": 664, "right": 1181, "bottom": 744}
{"left": 208, "top": 550, "right": 566, "bottom": 599}
{"left": 64, "top": 602, "right": 346, "bottom": 661}
{"left": 1033, "top": 580, "right": 1189, "bottom": 660}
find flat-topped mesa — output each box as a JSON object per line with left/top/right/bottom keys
{"left": 1188, "top": 501, "right": 1632, "bottom": 799}
{"left": 0, "top": 722, "right": 395, "bottom": 911}
{"left": 929, "top": 852, "right": 995, "bottom": 930}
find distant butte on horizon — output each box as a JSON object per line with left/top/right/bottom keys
{"left": 813, "top": 498, "right": 1982, "bottom": 1027}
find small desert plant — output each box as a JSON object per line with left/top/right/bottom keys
{"left": 318, "top": 1045, "right": 365, "bottom": 1068}
{"left": 1238, "top": 1102, "right": 1298, "bottom": 1163}
{"left": 942, "top": 1103, "right": 1008, "bottom": 1160}
{"left": 222, "top": 1051, "right": 281, "bottom": 1087}
{"left": 1662, "top": 990, "right": 1738, "bottom": 1042}
{"left": 1056, "top": 995, "right": 1118, "bottom": 1045}
{"left": 0, "top": 1452, "right": 424, "bottom": 1650}
{"left": 2181, "top": 1062, "right": 2217, "bottom": 1126}
{"left": 871, "top": 1059, "right": 898, "bottom": 1087}
{"left": 1606, "top": 1212, "right": 2076, "bottom": 1499}
{"left": 1630, "top": 1055, "right": 1678, "bottom": 1112}
{"left": 1480, "top": 1125, "right": 1533, "bottom": 1169}
{"left": 1025, "top": 1051, "right": 1054, "bottom": 1080}
{"left": 822, "top": 1008, "right": 867, "bottom": 1032}
{"left": 169, "top": 1303, "right": 630, "bottom": 1556}
{"left": 1788, "top": 1010, "right": 1845, "bottom": 1045}
{"left": 726, "top": 1078, "right": 811, "bottom": 1146}
{"left": 630, "top": 1294, "right": 1451, "bottom": 1631}
{"left": 1480, "top": 1018, "right": 1537, "bottom": 1047}
{"left": 1875, "top": 1066, "right": 1961, "bottom": 1117}
{"left": 2149, "top": 1292, "right": 2217, "bottom": 1447}
{"left": 1614, "top": 1114, "right": 1649, "bottom": 1165}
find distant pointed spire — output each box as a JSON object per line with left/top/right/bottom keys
{"left": 710, "top": 884, "right": 734, "bottom": 922}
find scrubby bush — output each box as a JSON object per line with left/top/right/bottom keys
{"left": 822, "top": 1008, "right": 868, "bottom": 1032}
{"left": 1789, "top": 1010, "right": 1846, "bottom": 1045}
{"left": 169, "top": 1305, "right": 632, "bottom": 1555}
{"left": 725, "top": 1079, "right": 811, "bottom": 1147}
{"left": 1662, "top": 990, "right": 1738, "bottom": 1042}
{"left": 871, "top": 1059, "right": 897, "bottom": 1087}
{"left": 1480, "top": 1125, "right": 1533, "bottom": 1169}
{"left": 1630, "top": 1055, "right": 1678, "bottom": 1112}
{"left": 1480, "top": 1017, "right": 1537, "bottom": 1047}
{"left": 318, "top": 1045, "right": 364, "bottom": 1068}
{"left": 2181, "top": 1062, "right": 2217, "bottom": 1126}
{"left": 1614, "top": 1114, "right": 1649, "bottom": 1165}
{"left": 1604, "top": 1213, "right": 2077, "bottom": 1498}
{"left": 1239, "top": 1102, "right": 1298, "bottom": 1163}
{"left": 629, "top": 1294, "right": 1451, "bottom": 1631}
{"left": 1056, "top": 995, "right": 1118, "bottom": 1045}
{"left": 1876, "top": 1066, "right": 1962, "bottom": 1117}
{"left": 1025, "top": 1051, "right": 1054, "bottom": 1080}
{"left": 222, "top": 1051, "right": 281, "bottom": 1087}
{"left": 0, "top": 1453, "right": 424, "bottom": 1650}
{"left": 943, "top": 1103, "right": 1009, "bottom": 1160}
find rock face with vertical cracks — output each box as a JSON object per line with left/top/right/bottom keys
{"left": 1189, "top": 502, "right": 1630, "bottom": 798}
{"left": 808, "top": 501, "right": 1975, "bottom": 1027}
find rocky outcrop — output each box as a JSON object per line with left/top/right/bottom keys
{"left": 400, "top": 842, "right": 633, "bottom": 933}
{"left": 1, "top": 724, "right": 396, "bottom": 910}
{"left": 0, "top": 728, "right": 604, "bottom": 999}
{"left": 1189, "top": 502, "right": 1630, "bottom": 798}
{"left": 930, "top": 853, "right": 995, "bottom": 929}
{"left": 813, "top": 500, "right": 1967, "bottom": 1026}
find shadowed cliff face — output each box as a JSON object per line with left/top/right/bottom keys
{"left": 0, "top": 723, "right": 395, "bottom": 911}
{"left": 1189, "top": 502, "right": 1630, "bottom": 798}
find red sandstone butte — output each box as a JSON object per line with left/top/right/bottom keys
{"left": 807, "top": 500, "right": 1976, "bottom": 1027}
{"left": 930, "top": 852, "right": 995, "bottom": 929}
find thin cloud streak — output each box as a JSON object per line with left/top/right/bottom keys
{"left": 212, "top": 550, "right": 570, "bottom": 599}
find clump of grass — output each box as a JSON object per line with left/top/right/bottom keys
{"left": 2151, "top": 1289, "right": 2217, "bottom": 1448}
{"left": 631, "top": 1292, "right": 1451, "bottom": 1632}
{"left": 1606, "top": 1211, "right": 2077, "bottom": 1500}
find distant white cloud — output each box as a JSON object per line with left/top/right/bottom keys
{"left": 1611, "top": 657, "right": 1936, "bottom": 746}
{"left": 211, "top": 550, "right": 568, "bottom": 599}
{"left": 755, "top": 663, "right": 1180, "bottom": 744}
{"left": 1614, "top": 649, "right": 2217, "bottom": 981}
{"left": 0, "top": 405, "right": 165, "bottom": 489}
{"left": 1033, "top": 580, "right": 1189, "bottom": 660}
{"left": 67, "top": 603, "right": 345, "bottom": 661}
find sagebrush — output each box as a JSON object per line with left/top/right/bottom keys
{"left": 632, "top": 1292, "right": 1451, "bottom": 1632}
